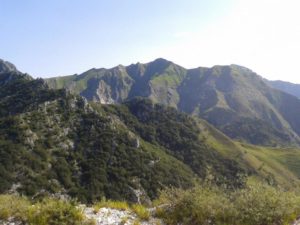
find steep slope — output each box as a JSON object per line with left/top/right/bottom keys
{"left": 266, "top": 79, "right": 300, "bottom": 99}
{"left": 0, "top": 59, "right": 19, "bottom": 73}
{"left": 0, "top": 63, "right": 199, "bottom": 203}
{"left": 46, "top": 58, "right": 186, "bottom": 106}
{"left": 178, "top": 65, "right": 300, "bottom": 146}
{"left": 3, "top": 59, "right": 300, "bottom": 203}
{"left": 99, "top": 98, "right": 248, "bottom": 185}
{"left": 0, "top": 60, "right": 252, "bottom": 203}
{"left": 47, "top": 59, "right": 300, "bottom": 146}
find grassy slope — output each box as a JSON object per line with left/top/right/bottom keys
{"left": 46, "top": 71, "right": 98, "bottom": 93}
{"left": 46, "top": 74, "right": 76, "bottom": 89}
{"left": 198, "top": 118, "right": 300, "bottom": 189}
{"left": 240, "top": 144, "right": 300, "bottom": 189}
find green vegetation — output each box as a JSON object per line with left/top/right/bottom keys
{"left": 102, "top": 98, "right": 248, "bottom": 186}
{"left": 3, "top": 181, "right": 300, "bottom": 225}
{"left": 3, "top": 180, "right": 300, "bottom": 225}
{"left": 0, "top": 195, "right": 29, "bottom": 222}
{"left": 0, "top": 195, "right": 94, "bottom": 225}
{"left": 46, "top": 59, "right": 300, "bottom": 147}
{"left": 156, "top": 180, "right": 300, "bottom": 225}
{"left": 0, "top": 69, "right": 197, "bottom": 203}
{"left": 131, "top": 204, "right": 150, "bottom": 221}
{"left": 237, "top": 144, "right": 300, "bottom": 189}
{"left": 2, "top": 70, "right": 300, "bottom": 203}
{"left": 268, "top": 79, "right": 300, "bottom": 99}
{"left": 94, "top": 200, "right": 129, "bottom": 212}
{"left": 0, "top": 59, "right": 300, "bottom": 225}
{"left": 222, "top": 117, "right": 295, "bottom": 147}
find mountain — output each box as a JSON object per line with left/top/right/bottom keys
{"left": 266, "top": 80, "right": 300, "bottom": 99}
{"left": 3, "top": 59, "right": 300, "bottom": 203}
{"left": 0, "top": 59, "right": 19, "bottom": 73}
{"left": 0, "top": 60, "right": 252, "bottom": 203}
{"left": 46, "top": 59, "right": 300, "bottom": 147}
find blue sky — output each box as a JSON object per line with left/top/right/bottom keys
{"left": 1, "top": 0, "right": 300, "bottom": 83}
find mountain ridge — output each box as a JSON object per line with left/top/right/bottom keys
{"left": 0, "top": 59, "right": 19, "bottom": 73}
{"left": 2, "top": 59, "right": 300, "bottom": 203}
{"left": 46, "top": 58, "right": 300, "bottom": 147}
{"left": 0, "top": 64, "right": 252, "bottom": 202}
{"left": 266, "top": 79, "right": 300, "bottom": 99}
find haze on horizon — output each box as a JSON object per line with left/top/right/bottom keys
{"left": 1, "top": 0, "right": 300, "bottom": 83}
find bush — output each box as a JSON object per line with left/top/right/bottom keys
{"left": 233, "top": 181, "right": 300, "bottom": 225}
{"left": 155, "top": 181, "right": 300, "bottom": 225}
{"left": 131, "top": 204, "right": 150, "bottom": 221}
{"left": 156, "top": 185, "right": 234, "bottom": 225}
{"left": 0, "top": 194, "right": 30, "bottom": 221}
{"left": 0, "top": 195, "right": 94, "bottom": 225}
{"left": 27, "top": 198, "right": 94, "bottom": 225}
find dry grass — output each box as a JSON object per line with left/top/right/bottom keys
{"left": 131, "top": 204, "right": 150, "bottom": 221}
{"left": 93, "top": 200, "right": 129, "bottom": 212}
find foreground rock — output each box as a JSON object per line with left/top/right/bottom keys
{"left": 84, "top": 207, "right": 163, "bottom": 225}
{"left": 0, "top": 219, "right": 23, "bottom": 225}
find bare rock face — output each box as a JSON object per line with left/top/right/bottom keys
{"left": 96, "top": 80, "right": 115, "bottom": 104}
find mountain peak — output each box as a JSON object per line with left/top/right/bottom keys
{"left": 153, "top": 57, "right": 170, "bottom": 63}
{"left": 0, "top": 59, "right": 18, "bottom": 73}
{"left": 149, "top": 58, "right": 172, "bottom": 66}
{"left": 229, "top": 64, "right": 254, "bottom": 73}
{"left": 0, "top": 59, "right": 32, "bottom": 85}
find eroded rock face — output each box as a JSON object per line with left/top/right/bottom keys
{"left": 96, "top": 80, "right": 115, "bottom": 104}
{"left": 81, "top": 76, "right": 133, "bottom": 104}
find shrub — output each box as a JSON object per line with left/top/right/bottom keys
{"left": 0, "top": 195, "right": 94, "bottom": 225}
{"left": 0, "top": 194, "right": 30, "bottom": 222}
{"left": 131, "top": 204, "right": 150, "bottom": 221}
{"left": 155, "top": 181, "right": 300, "bottom": 225}
{"left": 156, "top": 185, "right": 235, "bottom": 225}
{"left": 233, "top": 181, "right": 300, "bottom": 225}
{"left": 132, "top": 220, "right": 141, "bottom": 225}
{"left": 27, "top": 198, "right": 90, "bottom": 225}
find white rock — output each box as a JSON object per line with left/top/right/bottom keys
{"left": 84, "top": 207, "right": 164, "bottom": 225}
